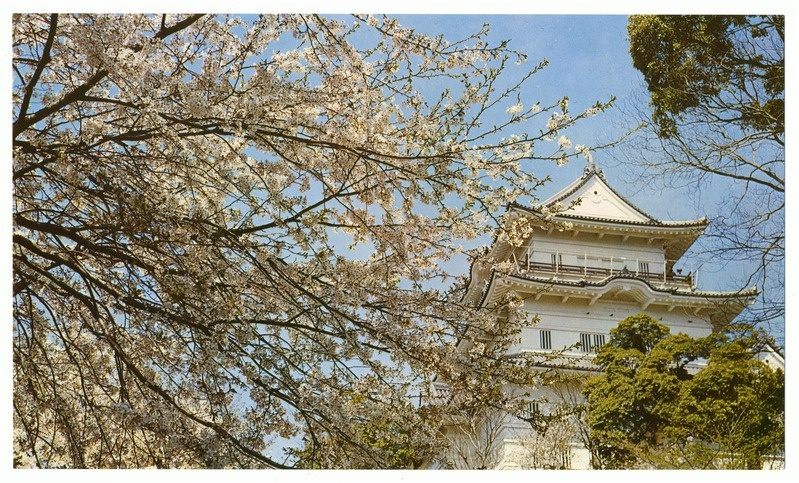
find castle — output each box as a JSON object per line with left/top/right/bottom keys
{"left": 433, "top": 165, "right": 783, "bottom": 469}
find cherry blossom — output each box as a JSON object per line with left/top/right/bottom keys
{"left": 12, "top": 13, "right": 610, "bottom": 468}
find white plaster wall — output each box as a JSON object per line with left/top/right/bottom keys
{"left": 756, "top": 347, "right": 785, "bottom": 371}
{"left": 511, "top": 297, "right": 714, "bottom": 354}
{"left": 495, "top": 438, "right": 592, "bottom": 470}
{"left": 525, "top": 230, "right": 668, "bottom": 268}
{"left": 561, "top": 175, "right": 650, "bottom": 222}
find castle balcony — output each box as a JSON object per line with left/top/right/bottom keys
{"left": 505, "top": 349, "right": 709, "bottom": 374}
{"left": 513, "top": 251, "right": 697, "bottom": 289}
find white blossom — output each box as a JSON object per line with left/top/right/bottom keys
{"left": 575, "top": 144, "right": 593, "bottom": 162}
{"left": 506, "top": 102, "right": 523, "bottom": 115}
{"left": 583, "top": 106, "right": 600, "bottom": 116}
{"left": 12, "top": 13, "right": 600, "bottom": 469}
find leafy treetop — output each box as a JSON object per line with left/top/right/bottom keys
{"left": 585, "top": 314, "right": 783, "bottom": 469}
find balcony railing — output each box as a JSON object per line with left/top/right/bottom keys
{"left": 507, "top": 349, "right": 709, "bottom": 373}
{"left": 514, "top": 252, "right": 696, "bottom": 288}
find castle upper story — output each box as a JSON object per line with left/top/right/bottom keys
{"left": 462, "top": 165, "right": 757, "bottom": 330}
{"left": 509, "top": 165, "right": 708, "bottom": 289}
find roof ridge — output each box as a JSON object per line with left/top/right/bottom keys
{"left": 544, "top": 165, "right": 659, "bottom": 223}
{"left": 505, "top": 272, "right": 760, "bottom": 298}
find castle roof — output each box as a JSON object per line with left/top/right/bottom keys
{"left": 509, "top": 165, "right": 707, "bottom": 229}
{"left": 470, "top": 269, "right": 757, "bottom": 330}
{"left": 500, "top": 165, "right": 708, "bottom": 265}
{"left": 461, "top": 164, "right": 755, "bottom": 328}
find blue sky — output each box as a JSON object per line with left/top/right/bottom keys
{"left": 377, "top": 12, "right": 788, "bottom": 345}
{"left": 2, "top": 6, "right": 793, "bottom": 479}
{"left": 4, "top": 8, "right": 787, "bottom": 325}
{"left": 393, "top": 14, "right": 642, "bottom": 197}
{"left": 3, "top": 5, "right": 790, "bottom": 317}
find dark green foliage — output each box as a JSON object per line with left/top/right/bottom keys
{"left": 584, "top": 315, "right": 783, "bottom": 469}
{"left": 601, "top": 313, "right": 670, "bottom": 353}
{"left": 628, "top": 15, "right": 784, "bottom": 139}
{"left": 625, "top": 15, "right": 785, "bottom": 336}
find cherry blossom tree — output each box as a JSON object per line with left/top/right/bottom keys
{"left": 13, "top": 14, "right": 608, "bottom": 468}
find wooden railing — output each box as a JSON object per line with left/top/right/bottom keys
{"left": 517, "top": 260, "right": 694, "bottom": 285}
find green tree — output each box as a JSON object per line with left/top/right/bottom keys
{"left": 628, "top": 16, "right": 783, "bottom": 140}
{"left": 584, "top": 315, "right": 784, "bottom": 469}
{"left": 289, "top": 392, "right": 436, "bottom": 469}
{"left": 664, "top": 335, "right": 785, "bottom": 469}
{"left": 624, "top": 16, "right": 784, "bottom": 336}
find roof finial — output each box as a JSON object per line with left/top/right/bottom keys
{"left": 583, "top": 160, "right": 604, "bottom": 180}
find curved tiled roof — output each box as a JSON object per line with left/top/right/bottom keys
{"left": 508, "top": 203, "right": 709, "bottom": 229}
{"left": 545, "top": 211, "right": 707, "bottom": 228}
{"left": 509, "top": 165, "right": 709, "bottom": 228}
{"left": 504, "top": 271, "right": 759, "bottom": 299}
{"left": 506, "top": 351, "right": 600, "bottom": 372}
{"left": 471, "top": 266, "right": 757, "bottom": 310}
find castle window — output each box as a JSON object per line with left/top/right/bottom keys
{"left": 540, "top": 330, "right": 552, "bottom": 350}
{"left": 579, "top": 333, "right": 591, "bottom": 352}
{"left": 522, "top": 401, "right": 540, "bottom": 419}
{"left": 580, "top": 333, "right": 606, "bottom": 352}
{"left": 593, "top": 334, "right": 606, "bottom": 350}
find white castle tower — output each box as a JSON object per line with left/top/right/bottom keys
{"left": 433, "top": 165, "right": 781, "bottom": 469}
